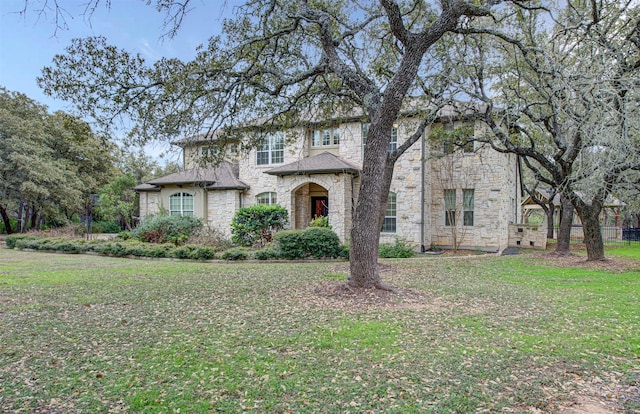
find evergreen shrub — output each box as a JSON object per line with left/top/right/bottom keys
{"left": 378, "top": 239, "right": 415, "bottom": 258}
{"left": 131, "top": 215, "right": 202, "bottom": 245}
{"left": 231, "top": 205, "right": 288, "bottom": 247}
{"left": 274, "top": 227, "right": 343, "bottom": 259}
{"left": 220, "top": 247, "right": 249, "bottom": 261}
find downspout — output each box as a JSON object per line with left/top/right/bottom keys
{"left": 420, "top": 130, "right": 426, "bottom": 253}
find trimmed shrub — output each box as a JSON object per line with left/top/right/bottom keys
{"left": 303, "top": 227, "right": 343, "bottom": 258}
{"left": 5, "top": 234, "right": 38, "bottom": 249}
{"left": 172, "top": 244, "right": 199, "bottom": 259}
{"left": 254, "top": 245, "right": 282, "bottom": 260}
{"left": 231, "top": 205, "right": 288, "bottom": 247}
{"left": 220, "top": 247, "right": 249, "bottom": 261}
{"left": 131, "top": 215, "right": 203, "bottom": 245}
{"left": 378, "top": 239, "right": 415, "bottom": 258}
{"left": 274, "top": 227, "right": 342, "bottom": 259}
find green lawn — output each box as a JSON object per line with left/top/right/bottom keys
{"left": 1, "top": 248, "right": 639, "bottom": 413}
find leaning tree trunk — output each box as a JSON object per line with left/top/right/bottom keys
{"left": 0, "top": 205, "right": 14, "bottom": 234}
{"left": 575, "top": 204, "right": 606, "bottom": 261}
{"left": 555, "top": 193, "right": 573, "bottom": 255}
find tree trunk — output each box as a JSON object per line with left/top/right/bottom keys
{"left": 555, "top": 193, "right": 573, "bottom": 255}
{"left": 349, "top": 121, "right": 396, "bottom": 290}
{"left": 575, "top": 204, "right": 606, "bottom": 261}
{"left": 30, "top": 207, "right": 39, "bottom": 230}
{"left": 17, "top": 200, "right": 25, "bottom": 233}
{"left": 546, "top": 202, "right": 555, "bottom": 239}
{"left": 0, "top": 205, "right": 14, "bottom": 234}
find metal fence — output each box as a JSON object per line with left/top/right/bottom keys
{"left": 553, "top": 226, "right": 640, "bottom": 246}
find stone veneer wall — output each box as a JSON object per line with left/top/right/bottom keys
{"left": 207, "top": 190, "right": 241, "bottom": 238}
{"left": 508, "top": 224, "right": 547, "bottom": 250}
{"left": 429, "top": 133, "right": 519, "bottom": 252}
{"left": 201, "top": 118, "right": 518, "bottom": 250}
{"left": 138, "top": 192, "right": 160, "bottom": 219}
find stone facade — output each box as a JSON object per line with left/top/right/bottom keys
{"left": 137, "top": 115, "right": 521, "bottom": 251}
{"left": 508, "top": 224, "right": 547, "bottom": 250}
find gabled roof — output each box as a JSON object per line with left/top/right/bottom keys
{"left": 135, "top": 161, "right": 249, "bottom": 191}
{"left": 265, "top": 152, "right": 360, "bottom": 177}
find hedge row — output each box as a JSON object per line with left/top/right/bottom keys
{"left": 5, "top": 232, "right": 413, "bottom": 260}
{"left": 4, "top": 232, "right": 348, "bottom": 261}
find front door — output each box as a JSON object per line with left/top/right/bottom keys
{"left": 311, "top": 196, "right": 328, "bottom": 218}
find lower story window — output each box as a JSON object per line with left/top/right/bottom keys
{"left": 381, "top": 192, "right": 397, "bottom": 233}
{"left": 444, "top": 189, "right": 456, "bottom": 226}
{"left": 463, "top": 189, "right": 474, "bottom": 226}
{"left": 169, "top": 192, "right": 194, "bottom": 216}
{"left": 256, "top": 192, "right": 277, "bottom": 205}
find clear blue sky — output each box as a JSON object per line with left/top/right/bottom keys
{"left": 0, "top": 0, "right": 240, "bottom": 156}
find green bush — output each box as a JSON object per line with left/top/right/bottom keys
{"left": 378, "top": 239, "right": 415, "bottom": 258}
{"left": 131, "top": 215, "right": 203, "bottom": 245}
{"left": 191, "top": 246, "right": 217, "bottom": 260}
{"left": 231, "top": 205, "right": 288, "bottom": 247}
{"left": 309, "top": 215, "right": 331, "bottom": 229}
{"left": 172, "top": 244, "right": 198, "bottom": 259}
{"left": 5, "top": 234, "right": 37, "bottom": 249}
{"left": 220, "top": 247, "right": 249, "bottom": 261}
{"left": 254, "top": 245, "right": 282, "bottom": 260}
{"left": 274, "top": 227, "right": 343, "bottom": 259}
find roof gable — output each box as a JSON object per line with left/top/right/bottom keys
{"left": 265, "top": 152, "right": 360, "bottom": 176}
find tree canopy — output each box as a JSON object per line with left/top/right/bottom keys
{"left": 0, "top": 86, "right": 117, "bottom": 233}
{"left": 450, "top": 1, "right": 640, "bottom": 260}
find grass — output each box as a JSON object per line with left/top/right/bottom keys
{"left": 0, "top": 247, "right": 639, "bottom": 412}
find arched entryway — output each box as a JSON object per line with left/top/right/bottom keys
{"left": 293, "top": 182, "right": 328, "bottom": 229}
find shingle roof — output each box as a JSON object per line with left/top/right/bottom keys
{"left": 137, "top": 161, "right": 249, "bottom": 191}
{"left": 265, "top": 152, "right": 360, "bottom": 176}
{"left": 133, "top": 183, "right": 161, "bottom": 192}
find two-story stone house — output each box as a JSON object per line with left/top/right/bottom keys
{"left": 135, "top": 108, "right": 521, "bottom": 252}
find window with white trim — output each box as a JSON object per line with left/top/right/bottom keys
{"left": 463, "top": 189, "right": 474, "bottom": 226}
{"left": 256, "top": 192, "right": 277, "bottom": 205}
{"left": 256, "top": 132, "right": 284, "bottom": 165}
{"left": 169, "top": 192, "right": 194, "bottom": 216}
{"left": 444, "top": 189, "right": 456, "bottom": 226}
{"left": 311, "top": 127, "right": 340, "bottom": 147}
{"left": 381, "top": 192, "right": 397, "bottom": 233}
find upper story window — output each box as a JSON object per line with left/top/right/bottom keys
{"left": 256, "top": 192, "right": 277, "bottom": 205}
{"left": 169, "top": 192, "right": 194, "bottom": 217}
{"left": 201, "top": 146, "right": 219, "bottom": 158}
{"left": 362, "top": 123, "right": 398, "bottom": 153}
{"left": 256, "top": 132, "right": 284, "bottom": 165}
{"left": 311, "top": 127, "right": 340, "bottom": 147}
